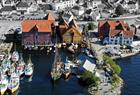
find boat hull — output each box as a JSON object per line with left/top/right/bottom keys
{"left": 8, "top": 84, "right": 19, "bottom": 93}
{"left": 25, "top": 70, "right": 33, "bottom": 77}
{"left": 0, "top": 86, "right": 7, "bottom": 95}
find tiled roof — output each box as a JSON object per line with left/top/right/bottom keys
{"left": 22, "top": 20, "right": 53, "bottom": 33}
{"left": 99, "top": 20, "right": 134, "bottom": 38}
{"left": 123, "top": 30, "right": 134, "bottom": 38}
{"left": 109, "top": 30, "right": 121, "bottom": 37}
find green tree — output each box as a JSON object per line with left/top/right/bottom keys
{"left": 88, "top": 23, "right": 96, "bottom": 30}
{"left": 80, "top": 71, "right": 100, "bottom": 86}
{"left": 103, "top": 54, "right": 121, "bottom": 75}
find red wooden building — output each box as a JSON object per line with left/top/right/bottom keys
{"left": 22, "top": 13, "right": 55, "bottom": 47}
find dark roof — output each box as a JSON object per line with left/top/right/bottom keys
{"left": 0, "top": 6, "right": 16, "bottom": 12}
{"left": 16, "top": 1, "right": 29, "bottom": 8}
{"left": 39, "top": 4, "right": 53, "bottom": 11}
{"left": 85, "top": 9, "right": 92, "bottom": 14}
{"left": 5, "top": 0, "right": 11, "bottom": 4}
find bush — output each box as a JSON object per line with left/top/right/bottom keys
{"left": 80, "top": 71, "right": 100, "bottom": 86}
{"left": 103, "top": 54, "right": 121, "bottom": 75}
{"left": 88, "top": 23, "right": 96, "bottom": 30}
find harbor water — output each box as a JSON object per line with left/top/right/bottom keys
{"left": 11, "top": 47, "right": 140, "bottom": 95}
{"left": 117, "top": 54, "right": 140, "bottom": 95}
{"left": 15, "top": 50, "right": 90, "bottom": 95}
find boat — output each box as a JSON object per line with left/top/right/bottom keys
{"left": 51, "top": 59, "right": 64, "bottom": 81}
{"left": 63, "top": 64, "right": 71, "bottom": 79}
{"left": 16, "top": 53, "right": 25, "bottom": 77}
{"left": 67, "top": 45, "right": 75, "bottom": 54}
{"left": 7, "top": 65, "right": 16, "bottom": 77}
{"left": 25, "top": 55, "right": 33, "bottom": 77}
{"left": 82, "top": 48, "right": 95, "bottom": 59}
{"left": 0, "top": 52, "right": 6, "bottom": 62}
{"left": 2, "top": 58, "right": 11, "bottom": 73}
{"left": 11, "top": 51, "right": 19, "bottom": 62}
{"left": 8, "top": 72, "right": 20, "bottom": 93}
{"left": 16, "top": 61, "right": 25, "bottom": 77}
{"left": 0, "top": 73, "right": 8, "bottom": 95}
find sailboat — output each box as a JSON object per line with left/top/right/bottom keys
{"left": 25, "top": 55, "right": 34, "bottom": 77}
{"left": 0, "top": 72, "right": 8, "bottom": 95}
{"left": 7, "top": 65, "right": 16, "bottom": 77}
{"left": 16, "top": 54, "right": 25, "bottom": 77}
{"left": 8, "top": 72, "right": 20, "bottom": 93}
{"left": 2, "top": 57, "right": 11, "bottom": 73}
{"left": 63, "top": 63, "right": 71, "bottom": 79}
{"left": 51, "top": 59, "right": 64, "bottom": 81}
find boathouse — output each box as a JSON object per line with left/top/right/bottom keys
{"left": 59, "top": 18, "right": 83, "bottom": 44}
{"left": 22, "top": 13, "right": 55, "bottom": 47}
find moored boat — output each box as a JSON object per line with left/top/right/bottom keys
{"left": 51, "top": 59, "right": 64, "bottom": 81}
{"left": 2, "top": 58, "right": 11, "bottom": 73}
{"left": 8, "top": 72, "right": 20, "bottom": 93}
{"left": 11, "top": 51, "right": 19, "bottom": 62}
{"left": 16, "top": 54, "right": 25, "bottom": 77}
{"left": 0, "top": 73, "right": 8, "bottom": 95}
{"left": 25, "top": 55, "right": 33, "bottom": 77}
{"left": 67, "top": 45, "right": 75, "bottom": 54}
{"left": 63, "top": 64, "right": 71, "bottom": 79}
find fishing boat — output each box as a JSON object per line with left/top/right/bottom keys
{"left": 25, "top": 55, "right": 33, "bottom": 77}
{"left": 2, "top": 58, "right": 11, "bottom": 73}
{"left": 82, "top": 48, "right": 95, "bottom": 59}
{"left": 8, "top": 72, "right": 20, "bottom": 93}
{"left": 63, "top": 64, "right": 71, "bottom": 79}
{"left": 67, "top": 45, "right": 75, "bottom": 54}
{"left": 16, "top": 62, "right": 25, "bottom": 77}
{"left": 11, "top": 51, "right": 19, "bottom": 62}
{"left": 0, "top": 73, "right": 8, "bottom": 95}
{"left": 0, "top": 52, "right": 6, "bottom": 62}
{"left": 16, "top": 53, "right": 25, "bottom": 77}
{"left": 51, "top": 59, "right": 64, "bottom": 81}
{"left": 7, "top": 65, "right": 16, "bottom": 77}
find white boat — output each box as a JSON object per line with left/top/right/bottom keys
{"left": 2, "top": 58, "right": 11, "bottom": 73}
{"left": 25, "top": 55, "right": 33, "bottom": 77}
{"left": 0, "top": 73, "right": 8, "bottom": 95}
{"left": 11, "top": 51, "right": 19, "bottom": 62}
{"left": 0, "top": 55, "right": 5, "bottom": 62}
{"left": 83, "top": 49, "right": 95, "bottom": 59}
{"left": 8, "top": 72, "right": 20, "bottom": 93}
{"left": 25, "top": 63, "right": 33, "bottom": 77}
{"left": 67, "top": 45, "right": 75, "bottom": 53}
{"left": 16, "top": 53, "right": 25, "bottom": 76}
{"left": 7, "top": 65, "right": 16, "bottom": 77}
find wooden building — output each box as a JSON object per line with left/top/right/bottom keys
{"left": 59, "top": 18, "right": 83, "bottom": 44}
{"left": 22, "top": 13, "right": 55, "bottom": 47}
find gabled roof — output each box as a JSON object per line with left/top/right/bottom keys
{"left": 0, "top": 6, "right": 16, "bottom": 12}
{"left": 63, "top": 25, "right": 82, "bottom": 36}
{"left": 123, "top": 30, "right": 134, "bottom": 38}
{"left": 69, "top": 19, "right": 79, "bottom": 29}
{"left": 5, "top": 0, "right": 11, "bottom": 4}
{"left": 44, "top": 13, "right": 55, "bottom": 21}
{"left": 16, "top": 1, "right": 29, "bottom": 8}
{"left": 59, "top": 17, "right": 68, "bottom": 26}
{"left": 22, "top": 20, "right": 53, "bottom": 33}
